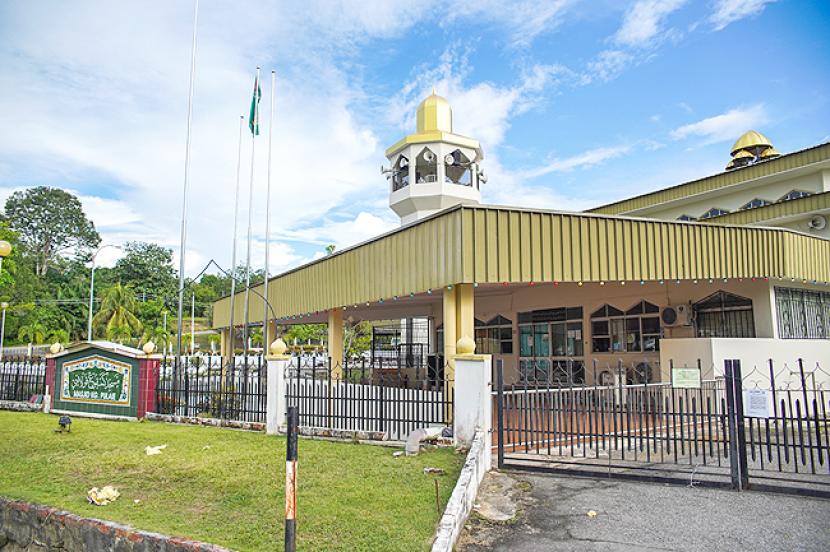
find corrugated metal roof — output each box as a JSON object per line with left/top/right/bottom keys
{"left": 212, "top": 204, "right": 830, "bottom": 328}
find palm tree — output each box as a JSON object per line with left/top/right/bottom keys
{"left": 106, "top": 323, "right": 133, "bottom": 344}
{"left": 48, "top": 328, "right": 70, "bottom": 345}
{"left": 18, "top": 321, "right": 46, "bottom": 344}
{"left": 92, "top": 283, "right": 143, "bottom": 342}
{"left": 142, "top": 326, "right": 171, "bottom": 352}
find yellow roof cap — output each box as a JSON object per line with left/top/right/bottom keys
{"left": 733, "top": 149, "right": 755, "bottom": 159}
{"left": 416, "top": 90, "right": 452, "bottom": 133}
{"left": 731, "top": 130, "right": 773, "bottom": 156}
{"left": 760, "top": 147, "right": 781, "bottom": 158}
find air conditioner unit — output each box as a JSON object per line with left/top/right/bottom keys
{"left": 661, "top": 304, "right": 692, "bottom": 327}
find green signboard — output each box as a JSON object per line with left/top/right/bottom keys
{"left": 671, "top": 367, "right": 701, "bottom": 389}
{"left": 60, "top": 355, "right": 132, "bottom": 405}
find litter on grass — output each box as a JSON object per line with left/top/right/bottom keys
{"left": 87, "top": 486, "right": 120, "bottom": 506}
{"left": 145, "top": 444, "right": 168, "bottom": 456}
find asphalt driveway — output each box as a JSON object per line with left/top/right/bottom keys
{"left": 459, "top": 471, "right": 830, "bottom": 551}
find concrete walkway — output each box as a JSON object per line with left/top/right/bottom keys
{"left": 459, "top": 471, "right": 830, "bottom": 551}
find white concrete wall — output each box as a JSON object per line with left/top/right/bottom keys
{"left": 660, "top": 337, "right": 830, "bottom": 388}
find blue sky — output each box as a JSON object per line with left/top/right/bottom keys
{"left": 0, "top": 0, "right": 828, "bottom": 275}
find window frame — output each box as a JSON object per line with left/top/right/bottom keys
{"left": 693, "top": 291, "right": 756, "bottom": 338}
{"left": 775, "top": 287, "right": 830, "bottom": 339}
{"left": 590, "top": 301, "right": 661, "bottom": 353}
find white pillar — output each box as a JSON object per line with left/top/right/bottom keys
{"left": 453, "top": 337, "right": 492, "bottom": 470}
{"left": 266, "top": 339, "right": 291, "bottom": 435}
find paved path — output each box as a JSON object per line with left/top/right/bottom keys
{"left": 459, "top": 472, "right": 830, "bottom": 551}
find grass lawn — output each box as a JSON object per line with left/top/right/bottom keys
{"left": 0, "top": 411, "right": 463, "bottom": 551}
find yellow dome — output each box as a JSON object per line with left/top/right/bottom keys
{"left": 725, "top": 159, "right": 735, "bottom": 170}
{"left": 731, "top": 130, "right": 773, "bottom": 156}
{"left": 733, "top": 149, "right": 755, "bottom": 159}
{"left": 760, "top": 147, "right": 781, "bottom": 158}
{"left": 416, "top": 89, "right": 452, "bottom": 133}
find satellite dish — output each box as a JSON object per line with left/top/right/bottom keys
{"left": 444, "top": 153, "right": 455, "bottom": 165}
{"left": 808, "top": 215, "right": 827, "bottom": 231}
{"left": 478, "top": 171, "right": 488, "bottom": 184}
{"left": 423, "top": 150, "right": 436, "bottom": 163}
{"left": 399, "top": 156, "right": 409, "bottom": 168}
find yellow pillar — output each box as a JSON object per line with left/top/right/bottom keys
{"left": 220, "top": 327, "right": 232, "bottom": 358}
{"left": 328, "top": 308, "right": 344, "bottom": 378}
{"left": 456, "top": 283, "right": 475, "bottom": 347}
{"left": 442, "top": 286, "right": 457, "bottom": 379}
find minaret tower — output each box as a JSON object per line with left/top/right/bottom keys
{"left": 384, "top": 90, "right": 485, "bottom": 225}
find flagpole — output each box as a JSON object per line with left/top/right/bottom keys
{"left": 227, "top": 115, "right": 244, "bottom": 361}
{"left": 262, "top": 70, "right": 275, "bottom": 351}
{"left": 242, "top": 66, "right": 260, "bottom": 358}
{"left": 176, "top": 0, "right": 199, "bottom": 360}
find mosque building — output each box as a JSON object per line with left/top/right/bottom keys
{"left": 213, "top": 91, "right": 830, "bottom": 385}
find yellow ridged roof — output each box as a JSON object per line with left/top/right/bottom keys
{"left": 731, "top": 130, "right": 773, "bottom": 156}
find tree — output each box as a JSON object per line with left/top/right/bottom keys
{"left": 48, "top": 328, "right": 70, "bottom": 345}
{"left": 115, "top": 242, "right": 177, "bottom": 303}
{"left": 344, "top": 320, "right": 372, "bottom": 357}
{"left": 18, "top": 321, "right": 46, "bottom": 344}
{"left": 284, "top": 324, "right": 326, "bottom": 345}
{"left": 4, "top": 187, "right": 100, "bottom": 276}
{"left": 92, "top": 283, "right": 143, "bottom": 341}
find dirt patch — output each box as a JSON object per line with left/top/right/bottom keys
{"left": 456, "top": 471, "right": 533, "bottom": 549}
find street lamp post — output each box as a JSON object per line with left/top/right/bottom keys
{"left": 0, "top": 302, "right": 8, "bottom": 361}
{"left": 87, "top": 245, "right": 121, "bottom": 342}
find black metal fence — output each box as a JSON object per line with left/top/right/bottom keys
{"left": 496, "top": 358, "right": 830, "bottom": 497}
{"left": 154, "top": 355, "right": 266, "bottom": 423}
{"left": 286, "top": 356, "right": 453, "bottom": 441}
{"left": 0, "top": 356, "right": 46, "bottom": 403}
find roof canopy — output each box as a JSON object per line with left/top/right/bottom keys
{"left": 212, "top": 204, "right": 830, "bottom": 328}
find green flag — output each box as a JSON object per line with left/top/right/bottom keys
{"left": 248, "top": 75, "right": 261, "bottom": 136}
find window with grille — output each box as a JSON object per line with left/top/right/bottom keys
{"left": 473, "top": 315, "right": 513, "bottom": 354}
{"left": 518, "top": 307, "right": 584, "bottom": 384}
{"left": 779, "top": 190, "right": 812, "bottom": 202}
{"left": 740, "top": 198, "right": 771, "bottom": 210}
{"left": 693, "top": 291, "right": 755, "bottom": 338}
{"left": 775, "top": 287, "right": 830, "bottom": 339}
{"left": 699, "top": 207, "right": 730, "bottom": 219}
{"left": 591, "top": 301, "right": 661, "bottom": 353}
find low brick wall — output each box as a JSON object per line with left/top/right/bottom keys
{"left": 0, "top": 498, "right": 232, "bottom": 551}
{"left": 0, "top": 401, "right": 41, "bottom": 413}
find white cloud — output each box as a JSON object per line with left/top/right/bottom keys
{"left": 669, "top": 104, "right": 768, "bottom": 144}
{"left": 710, "top": 0, "right": 776, "bottom": 31}
{"left": 0, "top": 1, "right": 579, "bottom": 283}
{"left": 520, "top": 146, "right": 632, "bottom": 179}
{"left": 453, "top": 0, "right": 574, "bottom": 47}
{"left": 613, "top": 0, "right": 687, "bottom": 48}
{"left": 584, "top": 50, "right": 634, "bottom": 83}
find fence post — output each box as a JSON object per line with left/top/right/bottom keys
{"left": 724, "top": 359, "right": 749, "bottom": 490}
{"left": 496, "top": 359, "right": 504, "bottom": 469}
{"left": 266, "top": 339, "right": 291, "bottom": 435}
{"left": 285, "top": 406, "right": 298, "bottom": 552}
{"left": 453, "top": 337, "right": 492, "bottom": 463}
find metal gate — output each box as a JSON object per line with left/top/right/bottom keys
{"left": 495, "top": 359, "right": 830, "bottom": 498}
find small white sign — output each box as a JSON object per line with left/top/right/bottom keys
{"left": 743, "top": 389, "right": 771, "bottom": 418}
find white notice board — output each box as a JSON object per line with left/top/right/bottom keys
{"left": 743, "top": 389, "right": 771, "bottom": 418}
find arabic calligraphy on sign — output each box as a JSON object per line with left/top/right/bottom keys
{"left": 60, "top": 355, "right": 132, "bottom": 405}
